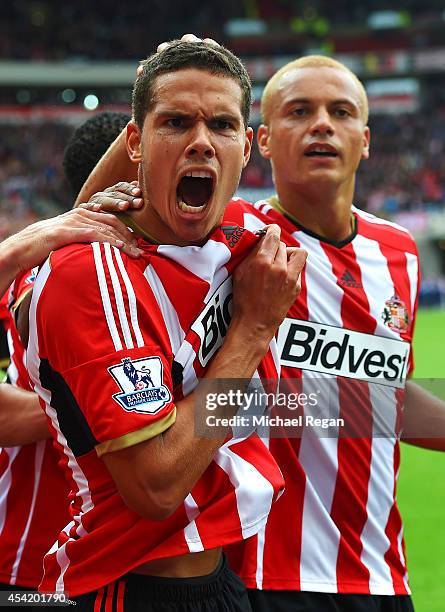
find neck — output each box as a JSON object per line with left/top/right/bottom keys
{"left": 273, "top": 179, "right": 355, "bottom": 242}
{"left": 115, "top": 211, "right": 160, "bottom": 244}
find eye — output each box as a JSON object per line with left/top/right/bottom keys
{"left": 335, "top": 108, "right": 350, "bottom": 118}
{"left": 291, "top": 107, "right": 307, "bottom": 117}
{"left": 211, "top": 118, "right": 234, "bottom": 130}
{"left": 167, "top": 117, "right": 186, "bottom": 128}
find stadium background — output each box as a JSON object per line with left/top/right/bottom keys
{"left": 0, "top": 2, "right": 444, "bottom": 609}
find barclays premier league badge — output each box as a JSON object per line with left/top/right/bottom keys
{"left": 108, "top": 356, "right": 171, "bottom": 414}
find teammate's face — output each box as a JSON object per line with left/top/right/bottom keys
{"left": 126, "top": 68, "right": 252, "bottom": 245}
{"left": 258, "top": 66, "right": 370, "bottom": 194}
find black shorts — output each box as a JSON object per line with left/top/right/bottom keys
{"left": 73, "top": 555, "right": 252, "bottom": 611}
{"left": 247, "top": 589, "right": 415, "bottom": 612}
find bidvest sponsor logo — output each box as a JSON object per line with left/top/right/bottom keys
{"left": 191, "top": 276, "right": 233, "bottom": 367}
{"left": 277, "top": 319, "right": 410, "bottom": 388}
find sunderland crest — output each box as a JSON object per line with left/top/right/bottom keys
{"left": 108, "top": 356, "right": 171, "bottom": 414}
{"left": 382, "top": 295, "right": 410, "bottom": 333}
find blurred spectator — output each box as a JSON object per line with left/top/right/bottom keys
{"left": 0, "top": 107, "right": 444, "bottom": 241}
{"left": 0, "top": 1, "right": 444, "bottom": 61}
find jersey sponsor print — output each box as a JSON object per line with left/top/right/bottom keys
{"left": 27, "top": 210, "right": 284, "bottom": 596}
{"left": 225, "top": 198, "right": 419, "bottom": 596}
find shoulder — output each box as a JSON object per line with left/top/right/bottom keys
{"left": 224, "top": 197, "right": 272, "bottom": 232}
{"left": 354, "top": 206, "right": 418, "bottom": 256}
{"left": 45, "top": 241, "right": 145, "bottom": 289}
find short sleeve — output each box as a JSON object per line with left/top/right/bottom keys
{"left": 35, "top": 242, "right": 176, "bottom": 456}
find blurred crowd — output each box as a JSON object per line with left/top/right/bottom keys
{"left": 242, "top": 110, "right": 445, "bottom": 216}
{"left": 1, "top": 1, "right": 444, "bottom": 61}
{"left": 0, "top": 123, "right": 72, "bottom": 238}
{"left": 1, "top": 108, "right": 444, "bottom": 240}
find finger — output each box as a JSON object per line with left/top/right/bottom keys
{"left": 202, "top": 38, "right": 219, "bottom": 46}
{"left": 181, "top": 34, "right": 202, "bottom": 43}
{"left": 88, "top": 212, "right": 139, "bottom": 243}
{"left": 287, "top": 248, "right": 308, "bottom": 278}
{"left": 89, "top": 194, "right": 143, "bottom": 211}
{"left": 256, "top": 224, "right": 281, "bottom": 260}
{"left": 119, "top": 242, "right": 144, "bottom": 259}
{"left": 80, "top": 227, "right": 142, "bottom": 258}
{"left": 274, "top": 241, "right": 287, "bottom": 267}
{"left": 109, "top": 182, "right": 141, "bottom": 196}
{"left": 78, "top": 201, "right": 102, "bottom": 212}
{"left": 73, "top": 209, "right": 138, "bottom": 244}
{"left": 79, "top": 198, "right": 130, "bottom": 212}
{"left": 157, "top": 42, "right": 171, "bottom": 53}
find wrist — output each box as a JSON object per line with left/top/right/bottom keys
{"left": 0, "top": 239, "right": 20, "bottom": 288}
{"left": 222, "top": 320, "right": 272, "bottom": 372}
{"left": 228, "top": 316, "right": 274, "bottom": 352}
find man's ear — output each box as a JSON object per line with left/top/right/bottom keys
{"left": 242, "top": 127, "right": 254, "bottom": 168}
{"left": 257, "top": 124, "right": 271, "bottom": 159}
{"left": 361, "top": 126, "right": 370, "bottom": 160}
{"left": 126, "top": 121, "right": 142, "bottom": 164}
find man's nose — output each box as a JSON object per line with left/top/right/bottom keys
{"left": 309, "top": 108, "right": 334, "bottom": 136}
{"left": 185, "top": 123, "right": 215, "bottom": 159}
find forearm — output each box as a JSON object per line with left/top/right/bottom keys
{"left": 75, "top": 128, "right": 137, "bottom": 206}
{"left": 105, "top": 324, "right": 272, "bottom": 519}
{"left": 0, "top": 383, "right": 51, "bottom": 446}
{"left": 103, "top": 227, "right": 305, "bottom": 519}
{"left": 158, "top": 322, "right": 271, "bottom": 488}
{"left": 0, "top": 239, "right": 21, "bottom": 297}
{"left": 401, "top": 380, "right": 445, "bottom": 451}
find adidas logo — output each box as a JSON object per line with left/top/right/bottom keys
{"left": 221, "top": 225, "right": 245, "bottom": 248}
{"left": 339, "top": 269, "right": 362, "bottom": 288}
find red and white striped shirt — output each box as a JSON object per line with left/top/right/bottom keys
{"left": 26, "top": 220, "right": 284, "bottom": 596}
{"left": 225, "top": 198, "right": 419, "bottom": 596}
{"left": 0, "top": 273, "right": 70, "bottom": 588}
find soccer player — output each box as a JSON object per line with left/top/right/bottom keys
{"left": 225, "top": 54, "right": 420, "bottom": 612}
{"left": 84, "top": 40, "right": 445, "bottom": 612}
{"left": 0, "top": 209, "right": 138, "bottom": 299}
{"left": 63, "top": 111, "right": 132, "bottom": 198}
{"left": 0, "top": 117, "right": 140, "bottom": 592}
{"left": 26, "top": 41, "right": 305, "bottom": 610}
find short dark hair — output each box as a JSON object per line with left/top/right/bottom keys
{"left": 63, "top": 111, "right": 131, "bottom": 196}
{"left": 133, "top": 41, "right": 251, "bottom": 129}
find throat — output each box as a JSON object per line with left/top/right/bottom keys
{"left": 269, "top": 196, "right": 355, "bottom": 243}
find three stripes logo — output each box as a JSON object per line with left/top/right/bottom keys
{"left": 339, "top": 269, "right": 362, "bottom": 289}
{"left": 221, "top": 225, "right": 245, "bottom": 248}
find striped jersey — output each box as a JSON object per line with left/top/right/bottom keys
{"left": 0, "top": 292, "right": 9, "bottom": 370}
{"left": 26, "top": 221, "right": 284, "bottom": 596}
{"left": 0, "top": 273, "right": 70, "bottom": 588}
{"left": 225, "top": 198, "right": 420, "bottom": 596}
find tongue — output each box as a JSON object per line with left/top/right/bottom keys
{"left": 178, "top": 177, "right": 210, "bottom": 207}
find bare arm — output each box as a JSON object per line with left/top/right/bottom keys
{"left": 402, "top": 380, "right": 445, "bottom": 451}
{"left": 0, "top": 208, "right": 142, "bottom": 298}
{"left": 0, "top": 383, "right": 50, "bottom": 446}
{"left": 103, "top": 228, "right": 307, "bottom": 520}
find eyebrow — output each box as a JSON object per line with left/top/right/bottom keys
{"left": 283, "top": 97, "right": 360, "bottom": 110}
{"left": 153, "top": 109, "right": 242, "bottom": 125}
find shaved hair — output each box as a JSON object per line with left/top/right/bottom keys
{"left": 261, "top": 55, "right": 369, "bottom": 124}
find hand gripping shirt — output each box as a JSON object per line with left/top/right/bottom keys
{"left": 26, "top": 218, "right": 284, "bottom": 596}
{"left": 224, "top": 198, "right": 420, "bottom": 596}
{"left": 0, "top": 272, "right": 70, "bottom": 588}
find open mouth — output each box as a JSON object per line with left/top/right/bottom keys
{"left": 304, "top": 146, "right": 338, "bottom": 158}
{"left": 176, "top": 171, "right": 214, "bottom": 214}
